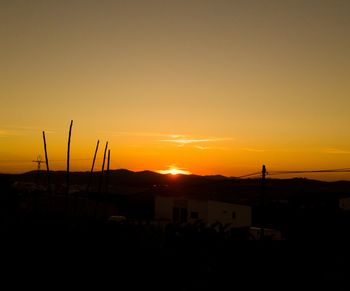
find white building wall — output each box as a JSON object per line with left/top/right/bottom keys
{"left": 154, "top": 196, "right": 208, "bottom": 222}
{"left": 188, "top": 199, "right": 208, "bottom": 222}
{"left": 208, "top": 200, "right": 251, "bottom": 227}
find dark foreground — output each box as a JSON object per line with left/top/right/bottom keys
{"left": 1, "top": 179, "right": 349, "bottom": 291}
{"left": 1, "top": 213, "right": 349, "bottom": 291}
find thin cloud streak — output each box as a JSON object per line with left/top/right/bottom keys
{"left": 102, "top": 131, "right": 194, "bottom": 141}
{"left": 161, "top": 138, "right": 218, "bottom": 144}
{"left": 0, "top": 130, "right": 10, "bottom": 136}
{"left": 195, "top": 145, "right": 211, "bottom": 150}
{"left": 0, "top": 130, "right": 30, "bottom": 136}
{"left": 243, "top": 148, "right": 266, "bottom": 152}
{"left": 0, "top": 126, "right": 56, "bottom": 136}
{"left": 161, "top": 136, "right": 234, "bottom": 146}
{"left": 105, "top": 132, "right": 234, "bottom": 148}
{"left": 102, "top": 131, "right": 183, "bottom": 138}
{"left": 321, "top": 148, "right": 350, "bottom": 154}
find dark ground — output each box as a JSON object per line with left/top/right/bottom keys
{"left": 1, "top": 175, "right": 349, "bottom": 290}
{"left": 1, "top": 212, "right": 349, "bottom": 291}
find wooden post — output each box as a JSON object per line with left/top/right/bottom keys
{"left": 86, "top": 140, "right": 99, "bottom": 193}
{"left": 105, "top": 149, "right": 110, "bottom": 193}
{"left": 66, "top": 120, "right": 73, "bottom": 195}
{"left": 260, "top": 164, "right": 266, "bottom": 240}
{"left": 42, "top": 131, "right": 51, "bottom": 194}
{"left": 98, "top": 141, "right": 108, "bottom": 194}
{"left": 95, "top": 141, "right": 108, "bottom": 219}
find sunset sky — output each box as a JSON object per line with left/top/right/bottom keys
{"left": 1, "top": 0, "right": 350, "bottom": 180}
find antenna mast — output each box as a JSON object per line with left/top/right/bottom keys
{"left": 32, "top": 155, "right": 44, "bottom": 171}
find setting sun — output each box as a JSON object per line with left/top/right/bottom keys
{"left": 158, "top": 167, "right": 191, "bottom": 176}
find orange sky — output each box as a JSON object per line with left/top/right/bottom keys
{"left": 1, "top": 0, "right": 350, "bottom": 180}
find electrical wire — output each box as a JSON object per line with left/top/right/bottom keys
{"left": 238, "top": 167, "right": 350, "bottom": 178}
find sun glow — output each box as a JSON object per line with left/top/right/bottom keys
{"left": 158, "top": 167, "right": 191, "bottom": 175}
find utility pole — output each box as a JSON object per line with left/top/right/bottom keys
{"left": 86, "top": 140, "right": 100, "bottom": 193}
{"left": 105, "top": 149, "right": 110, "bottom": 194}
{"left": 261, "top": 164, "right": 267, "bottom": 240}
{"left": 98, "top": 141, "right": 108, "bottom": 194}
{"left": 42, "top": 131, "right": 51, "bottom": 194}
{"left": 66, "top": 120, "right": 73, "bottom": 196}
{"left": 95, "top": 141, "right": 108, "bottom": 219}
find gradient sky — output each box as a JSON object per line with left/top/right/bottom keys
{"left": 1, "top": 0, "right": 350, "bottom": 180}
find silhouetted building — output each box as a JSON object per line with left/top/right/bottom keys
{"left": 155, "top": 195, "right": 251, "bottom": 228}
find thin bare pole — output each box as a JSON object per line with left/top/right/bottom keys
{"left": 98, "top": 141, "right": 108, "bottom": 194}
{"left": 105, "top": 149, "right": 110, "bottom": 193}
{"left": 260, "top": 164, "right": 266, "bottom": 241}
{"left": 66, "top": 120, "right": 73, "bottom": 195}
{"left": 86, "top": 140, "right": 99, "bottom": 193}
{"left": 42, "top": 131, "right": 51, "bottom": 194}
{"left": 95, "top": 141, "right": 108, "bottom": 219}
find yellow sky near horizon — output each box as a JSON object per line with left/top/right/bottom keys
{"left": 1, "top": 0, "right": 350, "bottom": 180}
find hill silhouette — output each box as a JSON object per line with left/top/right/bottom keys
{"left": 2, "top": 169, "right": 350, "bottom": 203}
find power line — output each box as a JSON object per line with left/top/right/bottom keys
{"left": 237, "top": 172, "right": 261, "bottom": 178}
{"left": 268, "top": 168, "right": 350, "bottom": 175}
{"left": 238, "top": 167, "right": 350, "bottom": 178}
